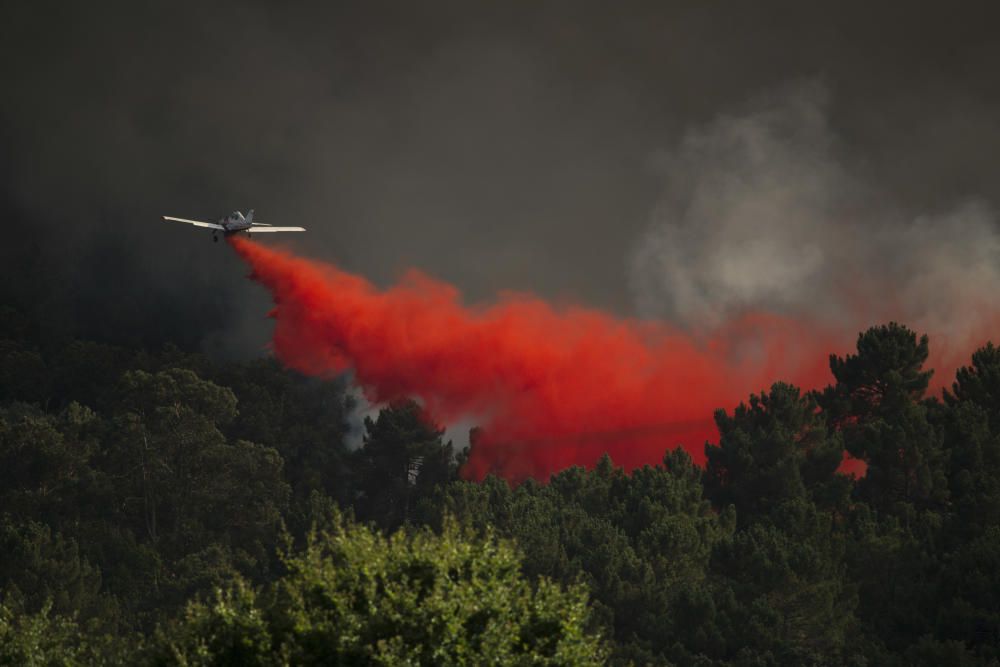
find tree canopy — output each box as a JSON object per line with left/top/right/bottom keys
{"left": 2, "top": 313, "right": 1000, "bottom": 665}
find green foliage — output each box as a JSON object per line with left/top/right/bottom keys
{"left": 148, "top": 580, "right": 273, "bottom": 667}
{"left": 354, "top": 400, "right": 461, "bottom": 531}
{"left": 707, "top": 382, "right": 849, "bottom": 523}
{"left": 0, "top": 339, "right": 48, "bottom": 404}
{"left": 0, "top": 600, "right": 130, "bottom": 666}
{"left": 0, "top": 601, "right": 85, "bottom": 666}
{"left": 933, "top": 527, "right": 1000, "bottom": 660}
{"left": 435, "top": 451, "right": 734, "bottom": 664}
{"left": 828, "top": 323, "right": 934, "bottom": 408}
{"left": 150, "top": 517, "right": 605, "bottom": 666}
{"left": 821, "top": 323, "right": 948, "bottom": 515}
{"left": 942, "top": 343, "right": 1000, "bottom": 541}
{"left": 0, "top": 354, "right": 297, "bottom": 632}
{"left": 214, "top": 359, "right": 352, "bottom": 508}
{"left": 709, "top": 500, "right": 858, "bottom": 665}
{"left": 0, "top": 404, "right": 98, "bottom": 522}
{"left": 0, "top": 516, "right": 113, "bottom": 623}
{"left": 2, "top": 309, "right": 1000, "bottom": 665}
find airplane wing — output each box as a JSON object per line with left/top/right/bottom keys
{"left": 163, "top": 216, "right": 224, "bottom": 230}
{"left": 248, "top": 226, "right": 306, "bottom": 233}
{"left": 250, "top": 222, "right": 272, "bottom": 226}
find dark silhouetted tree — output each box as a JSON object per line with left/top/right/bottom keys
{"left": 353, "top": 400, "right": 458, "bottom": 530}
{"left": 820, "top": 323, "right": 948, "bottom": 515}
{"left": 706, "top": 381, "right": 848, "bottom": 524}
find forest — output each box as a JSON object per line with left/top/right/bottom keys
{"left": 2, "top": 299, "right": 1000, "bottom": 666}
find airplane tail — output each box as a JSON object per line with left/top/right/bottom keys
{"left": 245, "top": 209, "right": 254, "bottom": 224}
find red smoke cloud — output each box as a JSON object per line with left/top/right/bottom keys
{"left": 230, "top": 237, "right": 852, "bottom": 480}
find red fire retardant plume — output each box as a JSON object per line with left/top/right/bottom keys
{"left": 229, "top": 237, "right": 853, "bottom": 481}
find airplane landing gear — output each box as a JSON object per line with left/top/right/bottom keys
{"left": 213, "top": 234, "right": 218, "bottom": 243}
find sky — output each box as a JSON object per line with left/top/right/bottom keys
{"left": 2, "top": 0, "right": 1000, "bottom": 358}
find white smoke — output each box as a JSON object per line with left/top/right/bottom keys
{"left": 630, "top": 81, "right": 1000, "bottom": 357}
{"left": 342, "top": 381, "right": 474, "bottom": 452}
{"left": 343, "top": 382, "right": 382, "bottom": 450}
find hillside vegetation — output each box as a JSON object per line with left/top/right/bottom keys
{"left": 2, "top": 309, "right": 999, "bottom": 665}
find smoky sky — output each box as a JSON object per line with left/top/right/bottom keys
{"left": 2, "top": 0, "right": 1000, "bottom": 355}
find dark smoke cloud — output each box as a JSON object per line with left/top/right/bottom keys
{"left": 2, "top": 0, "right": 1000, "bottom": 354}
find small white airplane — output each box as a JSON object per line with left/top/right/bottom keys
{"left": 162, "top": 210, "right": 306, "bottom": 242}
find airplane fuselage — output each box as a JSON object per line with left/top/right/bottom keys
{"left": 218, "top": 211, "right": 252, "bottom": 233}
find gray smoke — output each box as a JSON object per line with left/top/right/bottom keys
{"left": 3, "top": 1, "right": 1000, "bottom": 361}
{"left": 630, "top": 82, "right": 1000, "bottom": 357}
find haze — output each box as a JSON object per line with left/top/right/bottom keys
{"left": 2, "top": 0, "right": 999, "bottom": 356}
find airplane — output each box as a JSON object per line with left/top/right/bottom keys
{"left": 162, "top": 210, "right": 306, "bottom": 242}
